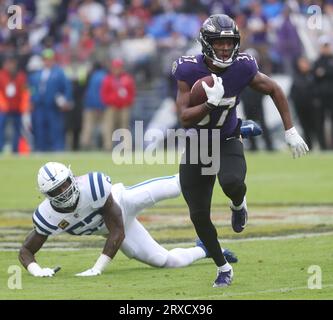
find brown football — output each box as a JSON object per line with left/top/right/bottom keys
{"left": 189, "top": 75, "right": 214, "bottom": 107}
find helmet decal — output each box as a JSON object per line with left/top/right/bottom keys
{"left": 43, "top": 165, "right": 56, "bottom": 181}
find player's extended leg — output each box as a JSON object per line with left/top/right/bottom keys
{"left": 217, "top": 138, "right": 248, "bottom": 233}
{"left": 179, "top": 162, "right": 228, "bottom": 268}
{"left": 122, "top": 174, "right": 181, "bottom": 218}
{"left": 120, "top": 218, "right": 206, "bottom": 268}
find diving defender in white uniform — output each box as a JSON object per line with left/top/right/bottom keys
{"left": 19, "top": 162, "right": 237, "bottom": 277}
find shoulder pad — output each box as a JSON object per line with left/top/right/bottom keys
{"left": 87, "top": 172, "right": 112, "bottom": 203}
{"left": 32, "top": 206, "right": 59, "bottom": 236}
{"left": 172, "top": 55, "right": 200, "bottom": 78}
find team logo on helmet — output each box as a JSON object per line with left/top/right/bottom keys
{"left": 206, "top": 24, "right": 216, "bottom": 32}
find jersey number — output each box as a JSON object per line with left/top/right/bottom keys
{"left": 198, "top": 97, "right": 236, "bottom": 126}
{"left": 178, "top": 56, "right": 198, "bottom": 64}
{"left": 66, "top": 210, "right": 103, "bottom": 235}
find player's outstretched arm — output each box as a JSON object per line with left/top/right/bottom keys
{"left": 249, "top": 72, "right": 309, "bottom": 158}
{"left": 100, "top": 193, "right": 125, "bottom": 258}
{"left": 19, "top": 230, "right": 56, "bottom": 277}
{"left": 76, "top": 193, "right": 125, "bottom": 277}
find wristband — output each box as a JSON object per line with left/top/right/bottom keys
{"left": 27, "top": 262, "right": 42, "bottom": 276}
{"left": 93, "top": 254, "right": 112, "bottom": 272}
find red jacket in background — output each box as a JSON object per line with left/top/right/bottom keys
{"left": 100, "top": 73, "right": 136, "bottom": 109}
{"left": 0, "top": 70, "right": 30, "bottom": 113}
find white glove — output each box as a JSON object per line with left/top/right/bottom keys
{"left": 202, "top": 73, "right": 225, "bottom": 107}
{"left": 39, "top": 268, "right": 55, "bottom": 277}
{"left": 75, "top": 254, "right": 111, "bottom": 277}
{"left": 27, "top": 262, "right": 55, "bottom": 277}
{"left": 285, "top": 127, "right": 309, "bottom": 158}
{"left": 75, "top": 268, "right": 101, "bottom": 277}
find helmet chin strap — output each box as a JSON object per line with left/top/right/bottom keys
{"left": 212, "top": 59, "right": 230, "bottom": 68}
{"left": 209, "top": 55, "right": 232, "bottom": 69}
{"left": 210, "top": 40, "right": 240, "bottom": 69}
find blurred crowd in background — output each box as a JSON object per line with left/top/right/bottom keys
{"left": 0, "top": 0, "right": 333, "bottom": 153}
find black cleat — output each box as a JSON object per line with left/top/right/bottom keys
{"left": 213, "top": 268, "right": 233, "bottom": 287}
{"left": 231, "top": 206, "right": 248, "bottom": 233}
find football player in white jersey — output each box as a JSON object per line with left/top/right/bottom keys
{"left": 19, "top": 162, "right": 238, "bottom": 277}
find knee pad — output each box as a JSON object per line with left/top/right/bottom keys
{"left": 121, "top": 241, "right": 168, "bottom": 267}
{"left": 145, "top": 252, "right": 168, "bottom": 268}
{"left": 164, "top": 250, "right": 184, "bottom": 268}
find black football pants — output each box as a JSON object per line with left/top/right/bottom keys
{"left": 179, "top": 137, "right": 247, "bottom": 267}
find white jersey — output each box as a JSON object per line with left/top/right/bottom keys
{"left": 31, "top": 173, "right": 205, "bottom": 268}
{"left": 32, "top": 172, "right": 114, "bottom": 236}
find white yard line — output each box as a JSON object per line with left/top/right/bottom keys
{"left": 1, "top": 231, "right": 333, "bottom": 252}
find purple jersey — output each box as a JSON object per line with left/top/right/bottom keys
{"left": 172, "top": 53, "right": 258, "bottom": 138}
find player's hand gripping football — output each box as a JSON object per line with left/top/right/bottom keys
{"left": 202, "top": 73, "right": 225, "bottom": 108}
{"left": 285, "top": 127, "right": 309, "bottom": 158}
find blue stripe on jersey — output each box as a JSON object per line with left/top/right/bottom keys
{"left": 89, "top": 172, "right": 97, "bottom": 201}
{"left": 43, "top": 165, "right": 56, "bottom": 181}
{"left": 35, "top": 209, "right": 58, "bottom": 230}
{"left": 33, "top": 218, "right": 52, "bottom": 235}
{"left": 126, "top": 175, "right": 175, "bottom": 190}
{"left": 97, "top": 172, "right": 105, "bottom": 198}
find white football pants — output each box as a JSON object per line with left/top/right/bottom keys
{"left": 112, "top": 174, "right": 206, "bottom": 267}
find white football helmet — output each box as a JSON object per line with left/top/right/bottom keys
{"left": 37, "top": 162, "right": 80, "bottom": 209}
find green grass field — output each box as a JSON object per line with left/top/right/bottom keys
{"left": 0, "top": 151, "right": 333, "bottom": 300}
{"left": 1, "top": 234, "right": 333, "bottom": 300}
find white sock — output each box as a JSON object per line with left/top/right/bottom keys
{"left": 218, "top": 262, "right": 232, "bottom": 273}
{"left": 231, "top": 196, "right": 247, "bottom": 211}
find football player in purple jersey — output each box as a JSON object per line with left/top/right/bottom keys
{"left": 172, "top": 14, "right": 308, "bottom": 288}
